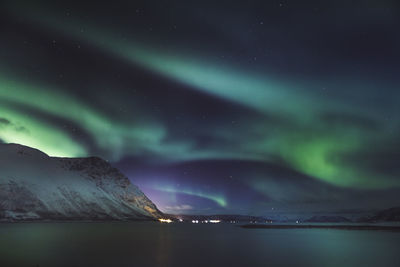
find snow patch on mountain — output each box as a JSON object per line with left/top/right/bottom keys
{"left": 0, "top": 143, "right": 162, "bottom": 221}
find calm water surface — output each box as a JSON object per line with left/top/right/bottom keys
{"left": 0, "top": 222, "right": 399, "bottom": 267}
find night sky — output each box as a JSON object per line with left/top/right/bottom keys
{"left": 1, "top": 0, "right": 400, "bottom": 215}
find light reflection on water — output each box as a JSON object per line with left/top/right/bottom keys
{"left": 0, "top": 222, "right": 399, "bottom": 267}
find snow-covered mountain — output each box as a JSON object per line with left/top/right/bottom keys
{"left": 0, "top": 143, "right": 162, "bottom": 221}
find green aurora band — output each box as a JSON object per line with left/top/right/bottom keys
{"left": 154, "top": 185, "right": 227, "bottom": 207}
{"left": 1, "top": 4, "right": 399, "bottom": 193}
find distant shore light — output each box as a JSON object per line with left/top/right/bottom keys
{"left": 159, "top": 218, "right": 172, "bottom": 223}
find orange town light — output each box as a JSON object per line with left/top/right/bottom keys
{"left": 159, "top": 218, "right": 173, "bottom": 223}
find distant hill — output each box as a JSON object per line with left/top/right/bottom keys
{"left": 362, "top": 207, "right": 400, "bottom": 222}
{"left": 167, "top": 214, "right": 272, "bottom": 223}
{"left": 304, "top": 215, "right": 352, "bottom": 223}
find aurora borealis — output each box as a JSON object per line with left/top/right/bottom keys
{"left": 1, "top": 0, "right": 400, "bottom": 215}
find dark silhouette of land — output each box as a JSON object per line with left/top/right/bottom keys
{"left": 240, "top": 224, "right": 400, "bottom": 232}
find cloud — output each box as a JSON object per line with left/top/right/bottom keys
{"left": 0, "top": 117, "right": 29, "bottom": 133}
{"left": 0, "top": 105, "right": 86, "bottom": 157}
{"left": 0, "top": 118, "right": 11, "bottom": 125}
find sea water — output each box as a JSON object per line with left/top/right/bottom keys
{"left": 0, "top": 222, "right": 399, "bottom": 267}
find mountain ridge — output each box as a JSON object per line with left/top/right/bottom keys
{"left": 0, "top": 143, "right": 162, "bottom": 221}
